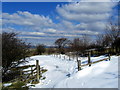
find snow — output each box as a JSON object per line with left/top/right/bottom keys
{"left": 23, "top": 55, "right": 118, "bottom": 88}
{"left": 3, "top": 83, "right": 12, "bottom": 87}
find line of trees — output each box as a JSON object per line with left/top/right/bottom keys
{"left": 54, "top": 35, "right": 92, "bottom": 55}
{"left": 95, "top": 22, "right": 120, "bottom": 54}
{"left": 54, "top": 22, "right": 120, "bottom": 55}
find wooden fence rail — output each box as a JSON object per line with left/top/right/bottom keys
{"left": 77, "top": 54, "right": 110, "bottom": 71}
{"left": 77, "top": 53, "right": 111, "bottom": 71}
{"left": 52, "top": 53, "right": 111, "bottom": 72}
{"left": 11, "top": 60, "right": 41, "bottom": 84}
{"left": 81, "top": 58, "right": 109, "bottom": 67}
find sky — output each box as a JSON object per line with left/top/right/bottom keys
{"left": 2, "top": 1, "right": 118, "bottom": 46}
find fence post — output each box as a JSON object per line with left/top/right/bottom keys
{"left": 20, "top": 70, "right": 23, "bottom": 81}
{"left": 76, "top": 54, "right": 78, "bottom": 62}
{"left": 56, "top": 54, "right": 58, "bottom": 58}
{"left": 77, "top": 60, "right": 81, "bottom": 71}
{"left": 69, "top": 54, "right": 70, "bottom": 60}
{"left": 64, "top": 56, "right": 65, "bottom": 60}
{"left": 39, "top": 65, "right": 41, "bottom": 76}
{"left": 88, "top": 52, "right": 91, "bottom": 67}
{"left": 108, "top": 54, "right": 111, "bottom": 61}
{"left": 59, "top": 54, "right": 61, "bottom": 59}
{"left": 31, "top": 66, "right": 33, "bottom": 78}
{"left": 36, "top": 60, "right": 40, "bottom": 83}
{"left": 72, "top": 55, "right": 74, "bottom": 60}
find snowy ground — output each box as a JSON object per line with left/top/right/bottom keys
{"left": 23, "top": 55, "right": 119, "bottom": 88}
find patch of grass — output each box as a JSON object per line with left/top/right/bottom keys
{"left": 0, "top": 82, "right": 2, "bottom": 90}
{"left": 2, "top": 81, "right": 29, "bottom": 90}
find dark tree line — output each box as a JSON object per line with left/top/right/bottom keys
{"left": 95, "top": 21, "right": 120, "bottom": 54}
{"left": 2, "top": 32, "right": 47, "bottom": 82}
{"left": 54, "top": 35, "right": 91, "bottom": 54}
{"left": 2, "top": 32, "right": 30, "bottom": 81}
{"left": 54, "top": 21, "right": 120, "bottom": 55}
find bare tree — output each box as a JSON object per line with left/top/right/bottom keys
{"left": 70, "top": 35, "right": 91, "bottom": 54}
{"left": 55, "top": 38, "right": 70, "bottom": 54}
{"left": 96, "top": 34, "right": 112, "bottom": 47}
{"left": 81, "top": 34, "right": 91, "bottom": 48}
{"left": 70, "top": 38, "right": 81, "bottom": 52}
{"left": 112, "top": 37, "right": 120, "bottom": 53}
{"left": 2, "top": 32, "right": 30, "bottom": 81}
{"left": 105, "top": 21, "right": 120, "bottom": 53}
{"left": 106, "top": 22, "right": 120, "bottom": 44}
{"left": 95, "top": 20, "right": 120, "bottom": 54}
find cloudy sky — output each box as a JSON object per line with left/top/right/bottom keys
{"left": 2, "top": 2, "right": 118, "bottom": 46}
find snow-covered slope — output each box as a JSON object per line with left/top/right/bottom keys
{"left": 24, "top": 55, "right": 118, "bottom": 88}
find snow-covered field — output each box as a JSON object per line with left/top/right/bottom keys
{"left": 23, "top": 55, "right": 119, "bottom": 88}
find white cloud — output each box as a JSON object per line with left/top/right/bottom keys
{"left": 61, "top": 20, "right": 74, "bottom": 29}
{"left": 64, "top": 34, "right": 78, "bottom": 37}
{"left": 56, "top": 2, "right": 115, "bottom": 22}
{"left": 19, "top": 36, "right": 43, "bottom": 39}
{"left": 56, "top": 2, "right": 117, "bottom": 34}
{"left": 19, "top": 36, "right": 58, "bottom": 40}
{"left": 75, "top": 23, "right": 88, "bottom": 29}
{"left": 2, "top": 11, "right": 54, "bottom": 28}
{"left": 57, "top": 2, "right": 114, "bottom": 14}
{"left": 46, "top": 28, "right": 57, "bottom": 33}
{"left": 74, "top": 30, "right": 99, "bottom": 35}
{"left": 2, "top": 2, "right": 117, "bottom": 45}
{"left": 21, "top": 31, "right": 45, "bottom": 35}
{"left": 87, "top": 22, "right": 107, "bottom": 31}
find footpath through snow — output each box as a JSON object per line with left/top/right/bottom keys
{"left": 24, "top": 55, "right": 119, "bottom": 88}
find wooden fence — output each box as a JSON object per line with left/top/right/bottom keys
{"left": 52, "top": 53, "right": 111, "bottom": 71}
{"left": 20, "top": 60, "right": 41, "bottom": 83}
{"left": 77, "top": 53, "right": 111, "bottom": 71}
{"left": 52, "top": 54, "right": 74, "bottom": 60}
{"left": 11, "top": 60, "right": 42, "bottom": 84}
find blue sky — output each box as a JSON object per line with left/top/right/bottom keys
{"left": 2, "top": 2, "right": 64, "bottom": 22}
{"left": 2, "top": 2, "right": 118, "bottom": 46}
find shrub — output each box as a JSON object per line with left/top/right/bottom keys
{"left": 2, "top": 32, "right": 30, "bottom": 82}
{"left": 36, "top": 44, "right": 46, "bottom": 55}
